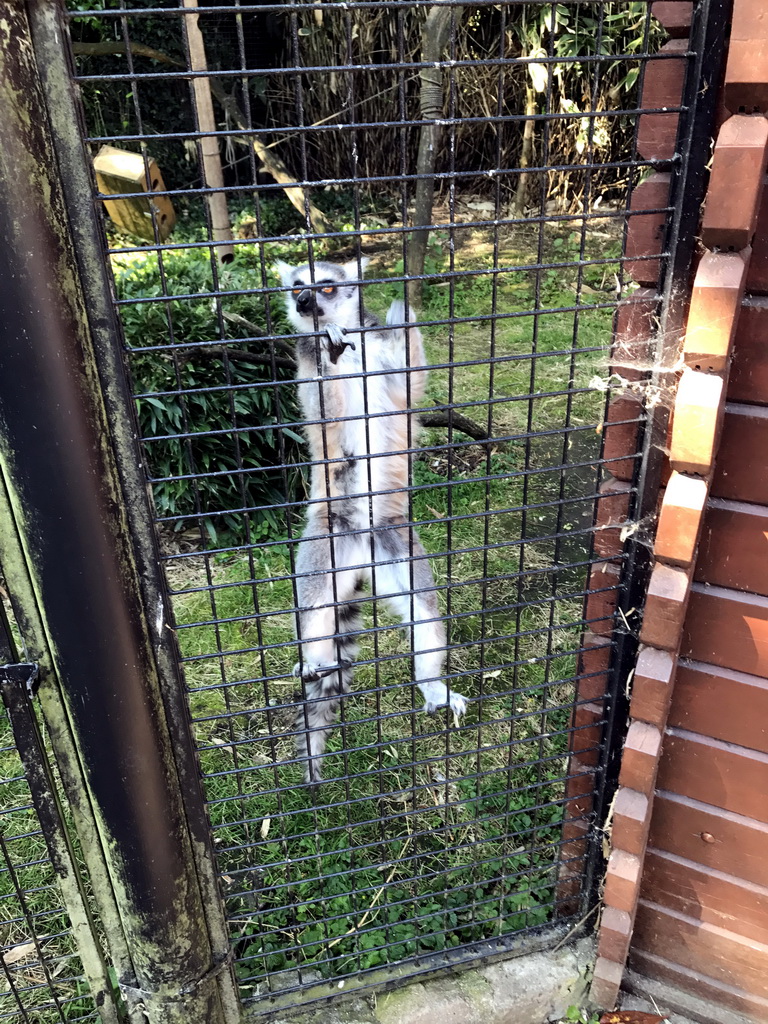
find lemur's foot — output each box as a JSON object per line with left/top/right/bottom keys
{"left": 324, "top": 323, "right": 356, "bottom": 363}
{"left": 292, "top": 659, "right": 353, "bottom": 683}
{"left": 420, "top": 682, "right": 468, "bottom": 727}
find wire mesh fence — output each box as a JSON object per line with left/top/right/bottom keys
{"left": 0, "top": 614, "right": 99, "bottom": 1024}
{"left": 0, "top": 0, "right": 685, "bottom": 1015}
{"left": 0, "top": 778, "right": 94, "bottom": 1024}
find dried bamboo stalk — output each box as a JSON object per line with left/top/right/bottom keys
{"left": 182, "top": 0, "right": 234, "bottom": 262}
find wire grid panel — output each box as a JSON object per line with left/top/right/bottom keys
{"left": 0, "top": 757, "right": 96, "bottom": 1024}
{"left": 66, "top": 0, "right": 664, "bottom": 1009}
{"left": 0, "top": 626, "right": 99, "bottom": 1024}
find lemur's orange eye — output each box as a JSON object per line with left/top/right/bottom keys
{"left": 322, "top": 286, "right": 335, "bottom": 295}
{"left": 292, "top": 287, "right": 301, "bottom": 295}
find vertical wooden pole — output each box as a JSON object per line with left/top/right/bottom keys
{"left": 182, "top": 0, "right": 235, "bottom": 263}
{"left": 406, "top": 5, "right": 453, "bottom": 309}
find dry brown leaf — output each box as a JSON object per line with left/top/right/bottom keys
{"left": 2, "top": 941, "right": 35, "bottom": 966}
{"left": 600, "top": 1013, "right": 666, "bottom": 1024}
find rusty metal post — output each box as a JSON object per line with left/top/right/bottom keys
{"left": 0, "top": 1, "right": 241, "bottom": 1022}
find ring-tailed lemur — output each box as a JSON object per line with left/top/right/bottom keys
{"left": 275, "top": 257, "right": 468, "bottom": 784}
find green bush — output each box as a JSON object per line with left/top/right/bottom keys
{"left": 114, "top": 245, "right": 302, "bottom": 543}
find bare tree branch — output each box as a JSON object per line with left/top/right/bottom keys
{"left": 72, "top": 41, "right": 184, "bottom": 66}
{"left": 74, "top": 42, "right": 335, "bottom": 238}
{"left": 208, "top": 79, "right": 334, "bottom": 238}
{"left": 419, "top": 407, "right": 492, "bottom": 441}
{"left": 220, "top": 311, "right": 296, "bottom": 361}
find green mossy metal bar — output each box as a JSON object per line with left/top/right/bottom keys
{"left": 0, "top": 1, "right": 240, "bottom": 1020}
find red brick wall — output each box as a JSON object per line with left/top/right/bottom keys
{"left": 591, "top": 0, "right": 768, "bottom": 1016}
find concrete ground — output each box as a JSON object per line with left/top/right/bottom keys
{"left": 264, "top": 945, "right": 755, "bottom": 1024}
{"left": 267, "top": 938, "right": 593, "bottom": 1024}
{"left": 618, "top": 991, "right": 696, "bottom": 1024}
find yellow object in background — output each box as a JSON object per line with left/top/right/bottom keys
{"left": 93, "top": 144, "right": 176, "bottom": 242}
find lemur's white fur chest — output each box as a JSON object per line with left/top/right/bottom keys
{"left": 297, "top": 335, "right": 412, "bottom": 516}
{"left": 276, "top": 258, "right": 426, "bottom": 522}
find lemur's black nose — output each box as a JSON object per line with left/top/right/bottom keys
{"left": 296, "top": 289, "right": 315, "bottom": 314}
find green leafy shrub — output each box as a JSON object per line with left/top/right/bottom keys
{"left": 114, "top": 246, "right": 303, "bottom": 543}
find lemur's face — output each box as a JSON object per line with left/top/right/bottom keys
{"left": 275, "top": 258, "right": 369, "bottom": 328}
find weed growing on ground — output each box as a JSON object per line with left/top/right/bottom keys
{"left": 562, "top": 1006, "right": 602, "bottom": 1024}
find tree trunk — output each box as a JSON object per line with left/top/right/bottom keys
{"left": 406, "top": 6, "right": 453, "bottom": 310}
{"left": 182, "top": 0, "right": 234, "bottom": 262}
{"left": 514, "top": 82, "right": 538, "bottom": 216}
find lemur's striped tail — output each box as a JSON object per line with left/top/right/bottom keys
{"left": 386, "top": 299, "right": 416, "bottom": 332}
{"left": 294, "top": 599, "right": 362, "bottom": 784}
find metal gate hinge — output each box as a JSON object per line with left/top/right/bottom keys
{"left": 0, "top": 662, "right": 40, "bottom": 698}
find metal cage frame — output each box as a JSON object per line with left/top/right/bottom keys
{"left": 0, "top": 0, "right": 727, "bottom": 1020}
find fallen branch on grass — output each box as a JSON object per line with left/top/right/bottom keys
{"left": 419, "top": 406, "right": 492, "bottom": 442}
{"left": 183, "top": 343, "right": 493, "bottom": 441}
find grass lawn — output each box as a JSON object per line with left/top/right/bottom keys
{"left": 159, "top": 215, "right": 622, "bottom": 998}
